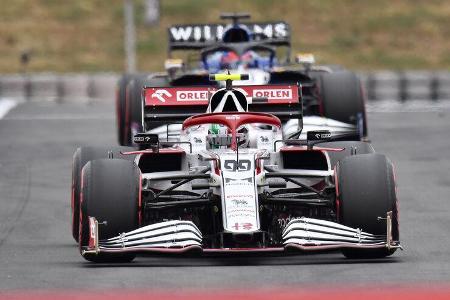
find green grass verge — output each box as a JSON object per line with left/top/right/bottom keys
{"left": 1, "top": 0, "right": 450, "bottom": 72}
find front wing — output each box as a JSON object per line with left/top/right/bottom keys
{"left": 81, "top": 213, "right": 402, "bottom": 257}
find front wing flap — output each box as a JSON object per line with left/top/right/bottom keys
{"left": 81, "top": 213, "right": 401, "bottom": 256}
{"left": 82, "top": 219, "right": 202, "bottom": 256}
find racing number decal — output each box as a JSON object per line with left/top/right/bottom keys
{"left": 221, "top": 154, "right": 258, "bottom": 233}
{"left": 224, "top": 159, "right": 251, "bottom": 172}
{"left": 232, "top": 223, "right": 253, "bottom": 231}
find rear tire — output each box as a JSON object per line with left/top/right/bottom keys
{"left": 71, "top": 146, "right": 135, "bottom": 242}
{"left": 116, "top": 74, "right": 135, "bottom": 146}
{"left": 320, "top": 71, "right": 368, "bottom": 139}
{"left": 123, "top": 75, "right": 169, "bottom": 146}
{"left": 79, "top": 159, "right": 140, "bottom": 263}
{"left": 336, "top": 153, "right": 399, "bottom": 258}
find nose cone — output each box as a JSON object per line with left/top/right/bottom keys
{"left": 208, "top": 89, "right": 248, "bottom": 113}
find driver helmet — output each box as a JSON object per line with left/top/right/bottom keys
{"left": 220, "top": 51, "right": 240, "bottom": 69}
{"left": 207, "top": 124, "right": 249, "bottom": 149}
{"left": 240, "top": 50, "right": 259, "bottom": 68}
{"left": 219, "top": 50, "right": 260, "bottom": 69}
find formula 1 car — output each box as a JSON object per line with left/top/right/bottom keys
{"left": 116, "top": 13, "right": 367, "bottom": 146}
{"left": 73, "top": 74, "right": 400, "bottom": 262}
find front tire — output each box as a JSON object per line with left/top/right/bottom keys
{"left": 336, "top": 153, "right": 399, "bottom": 258}
{"left": 71, "top": 147, "right": 135, "bottom": 242}
{"left": 79, "top": 159, "right": 140, "bottom": 263}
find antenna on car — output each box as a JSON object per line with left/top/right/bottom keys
{"left": 209, "top": 71, "right": 249, "bottom": 90}
{"left": 220, "top": 12, "right": 251, "bottom": 26}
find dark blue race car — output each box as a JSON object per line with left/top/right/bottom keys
{"left": 116, "top": 13, "right": 368, "bottom": 147}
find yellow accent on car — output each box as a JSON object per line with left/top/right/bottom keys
{"left": 210, "top": 73, "right": 249, "bottom": 81}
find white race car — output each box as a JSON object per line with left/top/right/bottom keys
{"left": 71, "top": 74, "right": 400, "bottom": 262}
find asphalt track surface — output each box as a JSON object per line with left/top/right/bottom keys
{"left": 0, "top": 100, "right": 450, "bottom": 291}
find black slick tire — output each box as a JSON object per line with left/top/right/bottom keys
{"left": 320, "top": 71, "right": 368, "bottom": 138}
{"left": 79, "top": 159, "right": 140, "bottom": 263}
{"left": 71, "top": 146, "right": 135, "bottom": 242}
{"left": 123, "top": 75, "right": 169, "bottom": 146}
{"left": 336, "top": 153, "right": 399, "bottom": 258}
{"left": 116, "top": 74, "right": 135, "bottom": 146}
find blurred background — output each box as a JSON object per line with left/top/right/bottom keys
{"left": 1, "top": 1, "right": 450, "bottom": 295}
{"left": 1, "top": 0, "right": 449, "bottom": 73}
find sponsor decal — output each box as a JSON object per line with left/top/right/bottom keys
{"left": 307, "top": 130, "right": 332, "bottom": 141}
{"left": 316, "top": 133, "right": 331, "bottom": 139}
{"left": 232, "top": 222, "right": 253, "bottom": 231}
{"left": 176, "top": 90, "right": 209, "bottom": 102}
{"left": 169, "top": 22, "right": 289, "bottom": 42}
{"left": 145, "top": 87, "right": 214, "bottom": 106}
{"left": 190, "top": 132, "right": 207, "bottom": 152}
{"left": 222, "top": 158, "right": 258, "bottom": 233}
{"left": 225, "top": 115, "right": 241, "bottom": 120}
{"left": 145, "top": 85, "right": 298, "bottom": 106}
{"left": 277, "top": 215, "right": 301, "bottom": 229}
{"left": 133, "top": 133, "right": 159, "bottom": 144}
{"left": 231, "top": 199, "right": 249, "bottom": 206}
{"left": 151, "top": 89, "right": 172, "bottom": 103}
{"left": 259, "top": 136, "right": 269, "bottom": 143}
{"left": 223, "top": 159, "right": 252, "bottom": 172}
{"left": 253, "top": 88, "right": 292, "bottom": 100}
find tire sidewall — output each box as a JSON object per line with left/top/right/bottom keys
{"left": 79, "top": 159, "right": 140, "bottom": 263}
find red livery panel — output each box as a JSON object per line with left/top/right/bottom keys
{"left": 144, "top": 85, "right": 299, "bottom": 106}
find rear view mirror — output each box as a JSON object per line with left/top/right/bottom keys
{"left": 165, "top": 59, "right": 184, "bottom": 77}
{"left": 307, "top": 130, "right": 331, "bottom": 141}
{"left": 133, "top": 133, "right": 159, "bottom": 150}
{"left": 295, "top": 53, "right": 315, "bottom": 66}
{"left": 164, "top": 58, "right": 183, "bottom": 71}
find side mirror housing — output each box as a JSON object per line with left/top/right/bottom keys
{"left": 307, "top": 130, "right": 331, "bottom": 142}
{"left": 133, "top": 133, "right": 159, "bottom": 151}
{"left": 165, "top": 59, "right": 184, "bottom": 77}
{"left": 306, "top": 130, "right": 331, "bottom": 149}
{"left": 295, "top": 53, "right": 315, "bottom": 68}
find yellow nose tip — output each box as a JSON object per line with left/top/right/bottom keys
{"left": 209, "top": 73, "right": 249, "bottom": 81}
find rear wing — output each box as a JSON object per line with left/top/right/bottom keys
{"left": 141, "top": 84, "right": 301, "bottom": 131}
{"left": 168, "top": 22, "right": 291, "bottom": 52}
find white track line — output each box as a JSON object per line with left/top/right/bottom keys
{"left": 0, "top": 98, "right": 18, "bottom": 119}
